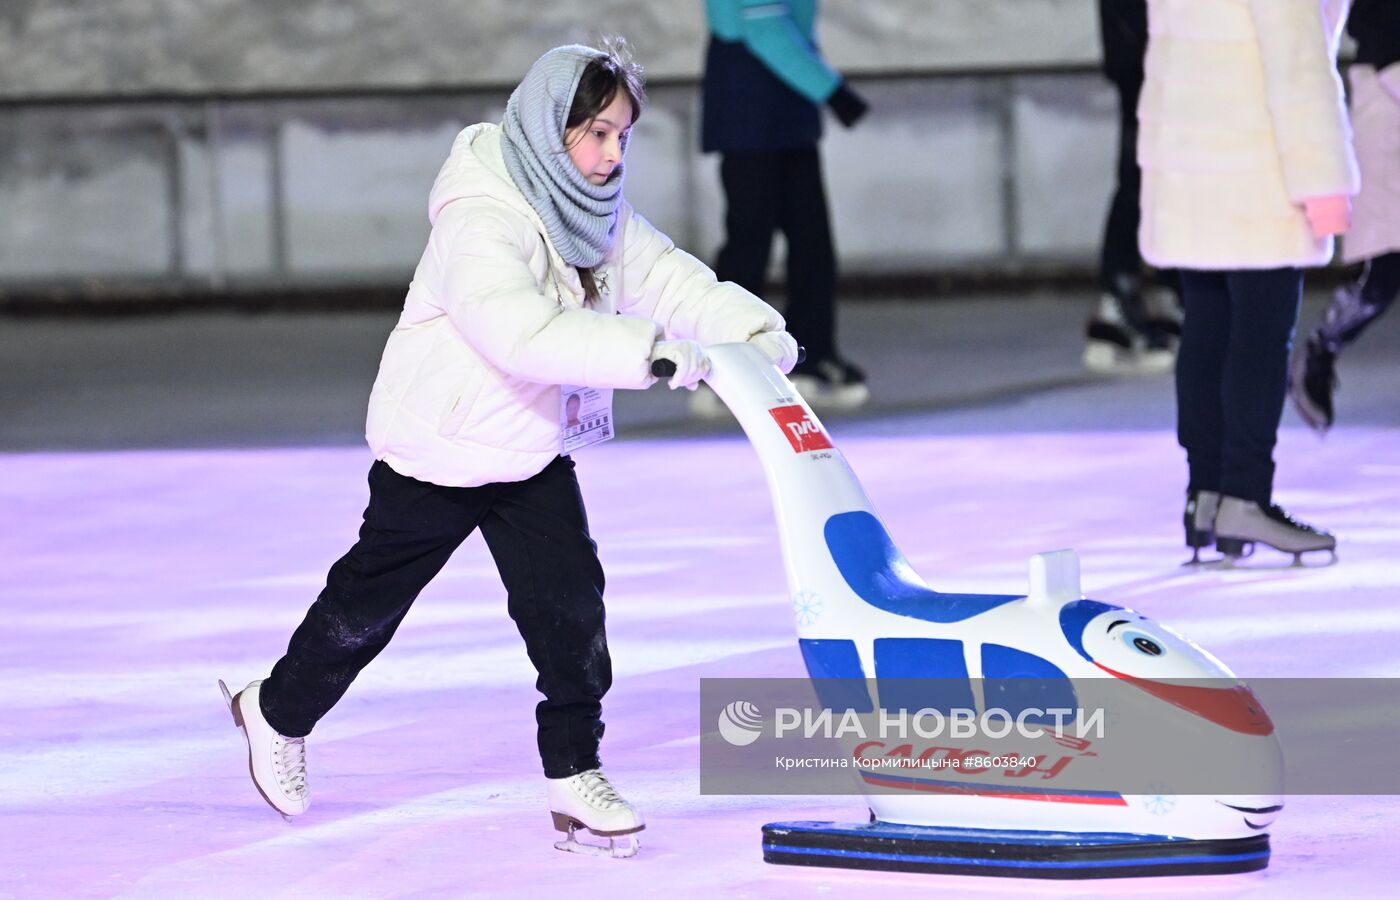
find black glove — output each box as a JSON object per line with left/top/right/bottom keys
{"left": 826, "top": 81, "right": 869, "bottom": 128}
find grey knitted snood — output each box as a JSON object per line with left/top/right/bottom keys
{"left": 500, "top": 45, "right": 625, "bottom": 268}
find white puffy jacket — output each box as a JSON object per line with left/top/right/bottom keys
{"left": 366, "top": 123, "right": 784, "bottom": 487}
{"left": 1138, "top": 0, "right": 1359, "bottom": 269}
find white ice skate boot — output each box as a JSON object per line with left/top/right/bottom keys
{"left": 547, "top": 768, "right": 644, "bottom": 858}
{"left": 219, "top": 679, "right": 309, "bottom": 817}
{"left": 1213, "top": 496, "right": 1336, "bottom": 565}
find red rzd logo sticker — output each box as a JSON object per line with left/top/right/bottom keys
{"left": 770, "top": 405, "right": 832, "bottom": 453}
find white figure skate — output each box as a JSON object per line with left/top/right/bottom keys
{"left": 219, "top": 679, "right": 309, "bottom": 818}
{"left": 547, "top": 768, "right": 643, "bottom": 859}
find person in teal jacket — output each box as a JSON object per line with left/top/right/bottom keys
{"left": 698, "top": 0, "right": 870, "bottom": 412}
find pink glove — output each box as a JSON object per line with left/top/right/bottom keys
{"left": 1304, "top": 194, "right": 1351, "bottom": 239}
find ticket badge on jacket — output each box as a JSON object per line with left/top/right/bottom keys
{"left": 560, "top": 386, "right": 614, "bottom": 454}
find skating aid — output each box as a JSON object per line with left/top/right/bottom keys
{"left": 761, "top": 822, "right": 1268, "bottom": 879}
{"left": 695, "top": 342, "right": 1282, "bottom": 880}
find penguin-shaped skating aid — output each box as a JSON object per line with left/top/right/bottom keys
{"left": 696, "top": 343, "right": 1281, "bottom": 879}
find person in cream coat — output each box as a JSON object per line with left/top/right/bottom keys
{"left": 1138, "top": 0, "right": 1358, "bottom": 562}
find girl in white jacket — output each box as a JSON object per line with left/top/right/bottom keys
{"left": 1139, "top": 0, "right": 1358, "bottom": 562}
{"left": 222, "top": 40, "right": 797, "bottom": 856}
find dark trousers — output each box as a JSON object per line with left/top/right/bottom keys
{"left": 1099, "top": 81, "right": 1179, "bottom": 298}
{"left": 259, "top": 456, "right": 610, "bottom": 779}
{"left": 1176, "top": 269, "right": 1302, "bottom": 505}
{"left": 714, "top": 147, "right": 838, "bottom": 362}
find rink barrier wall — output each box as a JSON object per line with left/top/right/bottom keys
{"left": 0, "top": 70, "right": 1351, "bottom": 309}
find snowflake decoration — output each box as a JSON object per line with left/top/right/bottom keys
{"left": 1142, "top": 787, "right": 1176, "bottom": 816}
{"left": 792, "top": 591, "right": 823, "bottom": 626}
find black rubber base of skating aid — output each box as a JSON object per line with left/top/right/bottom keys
{"left": 761, "top": 821, "right": 1269, "bottom": 879}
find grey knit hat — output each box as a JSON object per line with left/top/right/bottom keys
{"left": 500, "top": 45, "right": 624, "bottom": 268}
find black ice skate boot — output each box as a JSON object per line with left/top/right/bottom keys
{"left": 1142, "top": 285, "right": 1184, "bottom": 349}
{"left": 1290, "top": 280, "right": 1391, "bottom": 434}
{"left": 1083, "top": 293, "right": 1173, "bottom": 375}
{"left": 1289, "top": 333, "right": 1337, "bottom": 433}
{"left": 1214, "top": 496, "right": 1336, "bottom": 564}
{"left": 1183, "top": 489, "right": 1220, "bottom": 564}
{"left": 789, "top": 355, "right": 870, "bottom": 411}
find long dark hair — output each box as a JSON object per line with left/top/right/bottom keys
{"left": 566, "top": 37, "right": 646, "bottom": 302}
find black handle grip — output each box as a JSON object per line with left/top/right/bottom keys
{"left": 649, "top": 344, "right": 805, "bottom": 378}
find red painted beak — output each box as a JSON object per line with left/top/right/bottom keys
{"left": 1096, "top": 664, "right": 1275, "bottom": 735}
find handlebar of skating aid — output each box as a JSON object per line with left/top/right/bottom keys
{"left": 650, "top": 345, "right": 805, "bottom": 379}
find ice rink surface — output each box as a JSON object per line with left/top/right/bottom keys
{"left": 3, "top": 292, "right": 1398, "bottom": 898}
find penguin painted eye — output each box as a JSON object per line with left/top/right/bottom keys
{"left": 1075, "top": 608, "right": 1232, "bottom": 678}
{"left": 1122, "top": 630, "right": 1164, "bottom": 656}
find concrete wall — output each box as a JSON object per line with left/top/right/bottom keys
{"left": 0, "top": 1, "right": 1120, "bottom": 298}
{"left": 0, "top": 75, "right": 1123, "bottom": 294}
{"left": 0, "top": 1, "right": 1097, "bottom": 97}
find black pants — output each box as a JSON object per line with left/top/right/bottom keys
{"left": 259, "top": 456, "right": 610, "bottom": 779}
{"left": 1176, "top": 269, "right": 1302, "bottom": 505}
{"left": 714, "top": 147, "right": 838, "bottom": 362}
{"left": 1099, "top": 80, "right": 1179, "bottom": 298}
